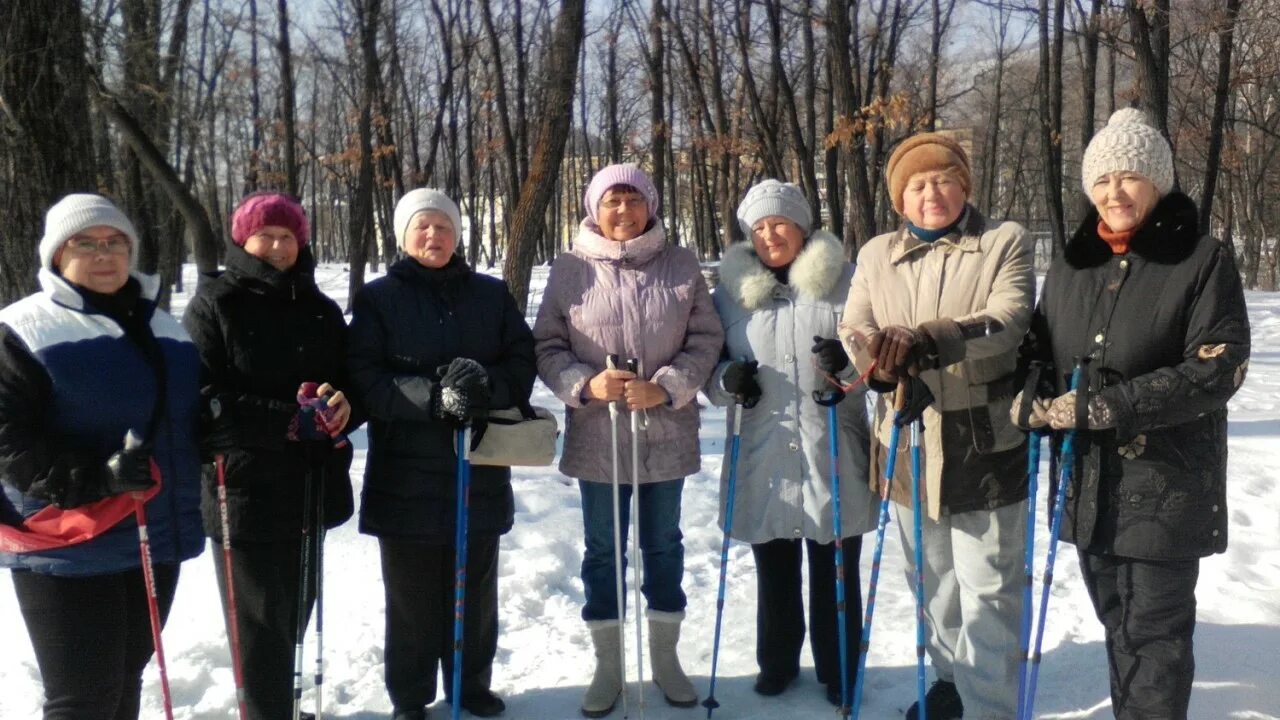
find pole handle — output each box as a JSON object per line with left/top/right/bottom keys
{"left": 893, "top": 378, "right": 908, "bottom": 412}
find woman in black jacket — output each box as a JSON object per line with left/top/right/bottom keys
{"left": 347, "top": 188, "right": 536, "bottom": 720}
{"left": 1017, "top": 109, "right": 1251, "bottom": 719}
{"left": 183, "top": 192, "right": 356, "bottom": 720}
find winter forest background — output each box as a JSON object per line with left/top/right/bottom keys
{"left": 1, "top": 0, "right": 1275, "bottom": 311}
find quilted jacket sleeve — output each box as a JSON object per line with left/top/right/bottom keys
{"left": 1100, "top": 243, "right": 1251, "bottom": 439}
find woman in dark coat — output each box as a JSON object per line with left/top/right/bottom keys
{"left": 1017, "top": 109, "right": 1251, "bottom": 719}
{"left": 347, "top": 188, "right": 536, "bottom": 720}
{"left": 0, "top": 194, "right": 204, "bottom": 719}
{"left": 182, "top": 192, "right": 355, "bottom": 720}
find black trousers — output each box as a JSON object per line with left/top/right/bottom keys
{"left": 751, "top": 536, "right": 863, "bottom": 690}
{"left": 379, "top": 535, "right": 500, "bottom": 711}
{"left": 1078, "top": 550, "right": 1200, "bottom": 720}
{"left": 213, "top": 537, "right": 317, "bottom": 720}
{"left": 12, "top": 564, "right": 180, "bottom": 720}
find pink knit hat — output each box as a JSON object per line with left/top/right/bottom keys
{"left": 230, "top": 192, "right": 310, "bottom": 247}
{"left": 583, "top": 164, "right": 659, "bottom": 224}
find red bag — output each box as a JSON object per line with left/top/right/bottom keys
{"left": 0, "top": 460, "right": 162, "bottom": 554}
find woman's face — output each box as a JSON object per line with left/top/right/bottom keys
{"left": 751, "top": 216, "right": 806, "bottom": 268}
{"left": 404, "top": 210, "right": 457, "bottom": 268}
{"left": 1091, "top": 172, "right": 1159, "bottom": 233}
{"left": 596, "top": 187, "right": 649, "bottom": 242}
{"left": 55, "top": 225, "right": 132, "bottom": 294}
{"left": 242, "top": 225, "right": 300, "bottom": 271}
{"left": 901, "top": 170, "right": 967, "bottom": 230}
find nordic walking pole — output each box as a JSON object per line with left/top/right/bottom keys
{"left": 850, "top": 376, "right": 905, "bottom": 720}
{"left": 451, "top": 423, "right": 473, "bottom": 720}
{"left": 703, "top": 388, "right": 748, "bottom": 719}
{"left": 818, "top": 392, "right": 852, "bottom": 718}
{"left": 312, "top": 456, "right": 327, "bottom": 720}
{"left": 293, "top": 450, "right": 315, "bottom": 720}
{"left": 624, "top": 358, "right": 646, "bottom": 719}
{"left": 607, "top": 353, "right": 630, "bottom": 718}
{"left": 1015, "top": 361, "right": 1046, "bottom": 720}
{"left": 126, "top": 431, "right": 175, "bottom": 720}
{"left": 909, "top": 401, "right": 927, "bottom": 720}
{"left": 215, "top": 452, "right": 249, "bottom": 720}
{"left": 1022, "top": 358, "right": 1089, "bottom": 720}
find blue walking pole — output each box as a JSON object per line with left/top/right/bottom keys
{"left": 828, "top": 402, "right": 852, "bottom": 718}
{"left": 1015, "top": 361, "right": 1048, "bottom": 719}
{"left": 909, "top": 413, "right": 927, "bottom": 720}
{"left": 850, "top": 380, "right": 908, "bottom": 720}
{"left": 451, "top": 425, "right": 473, "bottom": 720}
{"left": 1022, "top": 358, "right": 1089, "bottom": 720}
{"left": 703, "top": 398, "right": 746, "bottom": 719}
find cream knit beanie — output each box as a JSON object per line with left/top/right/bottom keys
{"left": 1081, "top": 108, "right": 1174, "bottom": 195}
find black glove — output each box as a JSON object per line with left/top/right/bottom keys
{"left": 811, "top": 336, "right": 850, "bottom": 375}
{"left": 200, "top": 390, "right": 239, "bottom": 458}
{"left": 870, "top": 325, "right": 937, "bottom": 375}
{"left": 104, "top": 445, "right": 156, "bottom": 495}
{"left": 721, "top": 360, "right": 762, "bottom": 408}
{"left": 434, "top": 358, "right": 491, "bottom": 425}
{"left": 894, "top": 376, "right": 935, "bottom": 427}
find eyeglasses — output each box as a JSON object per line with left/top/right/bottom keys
{"left": 65, "top": 235, "right": 131, "bottom": 256}
{"left": 600, "top": 197, "right": 647, "bottom": 210}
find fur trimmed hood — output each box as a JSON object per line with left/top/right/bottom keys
{"left": 718, "top": 230, "right": 846, "bottom": 311}
{"left": 1066, "top": 191, "right": 1202, "bottom": 268}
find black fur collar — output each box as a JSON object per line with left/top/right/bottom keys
{"left": 1065, "top": 191, "right": 1201, "bottom": 268}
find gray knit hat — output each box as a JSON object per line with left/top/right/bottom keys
{"left": 394, "top": 188, "right": 462, "bottom": 249}
{"left": 1081, "top": 108, "right": 1174, "bottom": 195}
{"left": 40, "top": 194, "right": 140, "bottom": 272}
{"left": 736, "top": 180, "right": 813, "bottom": 237}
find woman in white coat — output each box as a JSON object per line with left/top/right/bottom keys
{"left": 706, "top": 180, "right": 878, "bottom": 705}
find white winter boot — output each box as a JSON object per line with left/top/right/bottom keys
{"left": 648, "top": 610, "right": 698, "bottom": 707}
{"left": 582, "top": 620, "right": 624, "bottom": 718}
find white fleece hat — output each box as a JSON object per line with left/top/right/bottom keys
{"left": 1081, "top": 108, "right": 1174, "bottom": 195}
{"left": 394, "top": 188, "right": 462, "bottom": 249}
{"left": 40, "top": 194, "right": 140, "bottom": 272}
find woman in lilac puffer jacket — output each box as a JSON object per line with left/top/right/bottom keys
{"left": 533, "top": 164, "right": 722, "bottom": 718}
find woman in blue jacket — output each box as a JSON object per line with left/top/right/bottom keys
{"left": 0, "top": 194, "right": 204, "bottom": 719}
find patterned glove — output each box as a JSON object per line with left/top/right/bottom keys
{"left": 288, "top": 382, "right": 350, "bottom": 447}
{"left": 435, "top": 358, "right": 491, "bottom": 425}
{"left": 1009, "top": 389, "right": 1051, "bottom": 431}
{"left": 1044, "top": 390, "right": 1115, "bottom": 430}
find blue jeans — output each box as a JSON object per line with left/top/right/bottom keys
{"left": 579, "top": 477, "right": 687, "bottom": 622}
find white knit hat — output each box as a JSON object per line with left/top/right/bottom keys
{"left": 40, "top": 194, "right": 140, "bottom": 272}
{"left": 736, "top": 179, "right": 813, "bottom": 237}
{"left": 1081, "top": 108, "right": 1174, "bottom": 195}
{"left": 394, "top": 188, "right": 462, "bottom": 249}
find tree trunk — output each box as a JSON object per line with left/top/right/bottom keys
{"left": 347, "top": 0, "right": 381, "bottom": 306}
{"left": 502, "top": 0, "right": 586, "bottom": 313}
{"left": 1199, "top": 0, "right": 1241, "bottom": 236}
{"left": 277, "top": 0, "right": 299, "bottom": 195}
{"left": 0, "top": 0, "right": 99, "bottom": 303}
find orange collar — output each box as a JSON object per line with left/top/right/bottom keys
{"left": 1097, "top": 220, "right": 1134, "bottom": 255}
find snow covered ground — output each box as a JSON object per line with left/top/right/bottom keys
{"left": 2, "top": 263, "right": 1278, "bottom": 719}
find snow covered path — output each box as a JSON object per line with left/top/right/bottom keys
{"left": 1, "top": 266, "right": 1277, "bottom": 719}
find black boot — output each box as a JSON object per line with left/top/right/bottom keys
{"left": 752, "top": 670, "right": 797, "bottom": 697}
{"left": 905, "top": 680, "right": 963, "bottom": 720}
{"left": 459, "top": 689, "right": 506, "bottom": 718}
{"left": 392, "top": 708, "right": 428, "bottom": 720}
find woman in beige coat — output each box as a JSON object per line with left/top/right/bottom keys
{"left": 838, "top": 132, "right": 1035, "bottom": 720}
